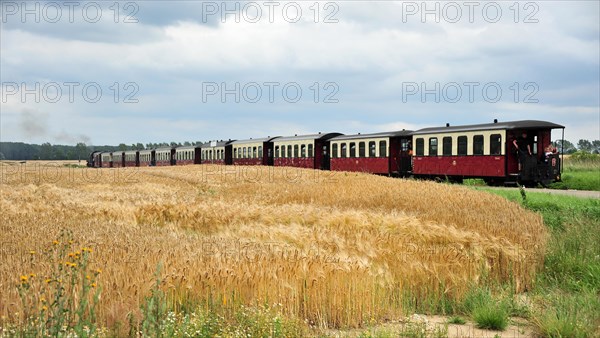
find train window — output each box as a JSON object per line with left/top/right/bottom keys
{"left": 308, "top": 144, "right": 314, "bottom": 157}
{"left": 301, "top": 144, "right": 306, "bottom": 157}
{"left": 341, "top": 143, "right": 347, "bottom": 158}
{"left": 473, "top": 135, "right": 484, "bottom": 155}
{"left": 233, "top": 149, "right": 237, "bottom": 159}
{"left": 369, "top": 141, "right": 376, "bottom": 157}
{"left": 332, "top": 143, "right": 338, "bottom": 158}
{"left": 458, "top": 136, "right": 468, "bottom": 156}
{"left": 258, "top": 146, "right": 262, "bottom": 158}
{"left": 242, "top": 148, "right": 247, "bottom": 158}
{"left": 490, "top": 134, "right": 502, "bottom": 155}
{"left": 379, "top": 140, "right": 387, "bottom": 157}
{"left": 401, "top": 139, "right": 409, "bottom": 152}
{"left": 429, "top": 138, "right": 438, "bottom": 156}
{"left": 275, "top": 146, "right": 280, "bottom": 158}
{"left": 416, "top": 138, "right": 424, "bottom": 156}
{"left": 293, "top": 144, "right": 299, "bottom": 157}
{"left": 349, "top": 142, "right": 356, "bottom": 157}
{"left": 359, "top": 142, "right": 365, "bottom": 157}
{"left": 443, "top": 137, "right": 452, "bottom": 156}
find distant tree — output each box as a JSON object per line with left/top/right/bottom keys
{"left": 183, "top": 141, "right": 191, "bottom": 146}
{"left": 0, "top": 152, "right": 5, "bottom": 160}
{"left": 577, "top": 139, "right": 593, "bottom": 152}
{"left": 118, "top": 143, "right": 128, "bottom": 151}
{"left": 136, "top": 143, "right": 145, "bottom": 150}
{"left": 552, "top": 139, "right": 577, "bottom": 154}
{"left": 170, "top": 142, "right": 178, "bottom": 147}
{"left": 40, "top": 142, "right": 53, "bottom": 159}
{"left": 52, "top": 148, "right": 65, "bottom": 160}
{"left": 592, "top": 140, "right": 600, "bottom": 154}
{"left": 75, "top": 142, "right": 88, "bottom": 161}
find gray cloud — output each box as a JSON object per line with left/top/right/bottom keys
{"left": 1, "top": 1, "right": 598, "bottom": 144}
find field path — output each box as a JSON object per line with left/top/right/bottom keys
{"left": 485, "top": 186, "right": 600, "bottom": 199}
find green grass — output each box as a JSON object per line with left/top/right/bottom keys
{"left": 550, "top": 169, "right": 600, "bottom": 191}
{"left": 447, "top": 316, "right": 466, "bottom": 325}
{"left": 551, "top": 152, "right": 600, "bottom": 191}
{"left": 472, "top": 304, "right": 508, "bottom": 331}
{"left": 476, "top": 189, "right": 600, "bottom": 337}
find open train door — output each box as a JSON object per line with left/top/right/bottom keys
{"left": 398, "top": 136, "right": 413, "bottom": 177}
{"left": 264, "top": 141, "right": 275, "bottom": 166}
{"left": 313, "top": 139, "right": 331, "bottom": 170}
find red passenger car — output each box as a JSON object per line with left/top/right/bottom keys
{"left": 175, "top": 146, "right": 201, "bottom": 165}
{"left": 201, "top": 140, "right": 234, "bottom": 165}
{"left": 138, "top": 149, "right": 155, "bottom": 166}
{"left": 411, "top": 120, "right": 564, "bottom": 185}
{"left": 100, "top": 152, "right": 112, "bottom": 168}
{"left": 113, "top": 152, "right": 125, "bottom": 168}
{"left": 273, "top": 133, "right": 342, "bottom": 170}
{"left": 329, "top": 131, "right": 413, "bottom": 175}
{"left": 123, "top": 150, "right": 139, "bottom": 167}
{"left": 155, "top": 147, "right": 175, "bottom": 166}
{"left": 231, "top": 137, "right": 280, "bottom": 166}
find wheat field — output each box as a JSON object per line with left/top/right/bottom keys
{"left": 0, "top": 163, "right": 547, "bottom": 331}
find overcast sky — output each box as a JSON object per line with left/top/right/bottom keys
{"left": 1, "top": 1, "right": 598, "bottom": 146}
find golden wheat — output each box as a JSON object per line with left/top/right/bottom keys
{"left": 0, "top": 163, "right": 546, "bottom": 329}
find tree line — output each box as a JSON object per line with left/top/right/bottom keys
{"left": 0, "top": 141, "right": 204, "bottom": 161}
{"left": 1, "top": 139, "right": 599, "bottom": 161}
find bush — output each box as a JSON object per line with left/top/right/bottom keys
{"left": 472, "top": 303, "right": 508, "bottom": 331}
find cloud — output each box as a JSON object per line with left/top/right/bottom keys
{"left": 1, "top": 1, "right": 598, "bottom": 144}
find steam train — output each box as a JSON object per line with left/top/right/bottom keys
{"left": 88, "top": 120, "right": 564, "bottom": 186}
